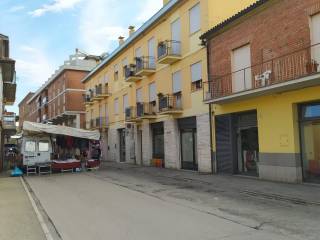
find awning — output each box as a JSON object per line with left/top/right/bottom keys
{"left": 22, "top": 121, "right": 100, "bottom": 140}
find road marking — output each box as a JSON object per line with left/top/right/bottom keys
{"left": 20, "top": 177, "right": 54, "bottom": 240}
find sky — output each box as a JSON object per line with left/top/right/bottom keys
{"left": 0, "top": 0, "right": 164, "bottom": 114}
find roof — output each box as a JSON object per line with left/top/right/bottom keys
{"left": 200, "top": 0, "right": 270, "bottom": 40}
{"left": 0, "top": 33, "right": 9, "bottom": 40}
{"left": 27, "top": 51, "right": 97, "bottom": 104}
{"left": 81, "top": 0, "right": 181, "bottom": 83}
{"left": 18, "top": 92, "right": 34, "bottom": 107}
{"left": 23, "top": 121, "right": 100, "bottom": 140}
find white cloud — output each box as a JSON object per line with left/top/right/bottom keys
{"left": 15, "top": 45, "right": 55, "bottom": 85}
{"left": 78, "top": 0, "right": 163, "bottom": 55}
{"left": 8, "top": 5, "right": 25, "bottom": 13}
{"left": 29, "top": 0, "right": 83, "bottom": 17}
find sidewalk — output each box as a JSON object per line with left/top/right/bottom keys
{"left": 0, "top": 177, "right": 46, "bottom": 240}
{"left": 101, "top": 161, "right": 320, "bottom": 206}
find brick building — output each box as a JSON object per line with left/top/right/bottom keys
{"left": 18, "top": 92, "right": 34, "bottom": 128}
{"left": 200, "top": 0, "right": 320, "bottom": 183}
{"left": 23, "top": 50, "right": 98, "bottom": 129}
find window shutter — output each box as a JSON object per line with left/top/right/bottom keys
{"left": 191, "top": 61, "right": 202, "bottom": 82}
{"left": 123, "top": 94, "right": 128, "bottom": 112}
{"left": 136, "top": 88, "right": 143, "bottom": 103}
{"left": 135, "top": 47, "right": 142, "bottom": 58}
{"left": 114, "top": 98, "right": 119, "bottom": 114}
{"left": 148, "top": 38, "right": 155, "bottom": 57}
{"left": 122, "top": 58, "right": 128, "bottom": 67}
{"left": 172, "top": 71, "right": 182, "bottom": 93}
{"left": 189, "top": 3, "right": 200, "bottom": 34}
{"left": 149, "top": 83, "right": 156, "bottom": 102}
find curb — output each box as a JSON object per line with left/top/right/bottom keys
{"left": 20, "top": 177, "right": 55, "bottom": 240}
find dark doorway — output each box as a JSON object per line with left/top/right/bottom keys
{"left": 151, "top": 122, "right": 164, "bottom": 167}
{"left": 215, "top": 111, "right": 259, "bottom": 176}
{"left": 118, "top": 129, "right": 126, "bottom": 162}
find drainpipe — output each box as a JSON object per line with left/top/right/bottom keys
{"left": 203, "top": 38, "right": 215, "bottom": 174}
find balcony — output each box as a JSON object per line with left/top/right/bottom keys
{"left": 2, "top": 113, "right": 16, "bottom": 130}
{"left": 125, "top": 106, "right": 139, "bottom": 122}
{"left": 124, "top": 64, "right": 142, "bottom": 82}
{"left": 136, "top": 102, "right": 157, "bottom": 119}
{"left": 204, "top": 43, "right": 320, "bottom": 104}
{"left": 157, "top": 40, "right": 182, "bottom": 65}
{"left": 92, "top": 84, "right": 109, "bottom": 101}
{"left": 84, "top": 92, "right": 94, "bottom": 106}
{"left": 3, "top": 81, "right": 16, "bottom": 105}
{"left": 135, "top": 57, "right": 156, "bottom": 76}
{"left": 0, "top": 58, "right": 15, "bottom": 83}
{"left": 158, "top": 93, "right": 183, "bottom": 115}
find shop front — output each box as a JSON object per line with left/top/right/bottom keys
{"left": 300, "top": 102, "right": 320, "bottom": 183}
{"left": 215, "top": 111, "right": 259, "bottom": 176}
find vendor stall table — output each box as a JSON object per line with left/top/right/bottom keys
{"left": 52, "top": 159, "right": 81, "bottom": 173}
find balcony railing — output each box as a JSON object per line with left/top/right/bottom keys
{"left": 157, "top": 40, "right": 181, "bottom": 64}
{"left": 204, "top": 43, "right": 320, "bottom": 102}
{"left": 125, "top": 106, "right": 138, "bottom": 121}
{"left": 2, "top": 113, "right": 16, "bottom": 130}
{"left": 136, "top": 102, "right": 157, "bottom": 118}
{"left": 158, "top": 93, "right": 183, "bottom": 114}
{"left": 135, "top": 56, "right": 156, "bottom": 75}
{"left": 94, "top": 84, "right": 109, "bottom": 99}
{"left": 124, "top": 64, "right": 142, "bottom": 82}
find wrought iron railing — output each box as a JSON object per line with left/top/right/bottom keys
{"left": 157, "top": 40, "right": 181, "bottom": 60}
{"left": 94, "top": 84, "right": 109, "bottom": 96}
{"left": 124, "top": 64, "right": 137, "bottom": 79}
{"left": 203, "top": 43, "right": 320, "bottom": 101}
{"left": 135, "top": 56, "right": 156, "bottom": 72}
{"left": 2, "top": 113, "right": 16, "bottom": 129}
{"left": 136, "top": 102, "right": 157, "bottom": 117}
{"left": 125, "top": 106, "right": 137, "bottom": 121}
{"left": 158, "top": 93, "right": 182, "bottom": 113}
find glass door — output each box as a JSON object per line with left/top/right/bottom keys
{"left": 300, "top": 103, "right": 320, "bottom": 182}
{"left": 181, "top": 129, "right": 198, "bottom": 171}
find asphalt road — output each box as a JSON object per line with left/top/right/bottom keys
{"left": 25, "top": 165, "right": 320, "bottom": 240}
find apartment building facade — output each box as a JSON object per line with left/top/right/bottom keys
{"left": 82, "top": 0, "right": 255, "bottom": 172}
{"left": 201, "top": 0, "right": 320, "bottom": 183}
{"left": 18, "top": 92, "right": 34, "bottom": 128}
{"left": 0, "top": 34, "right": 17, "bottom": 171}
{"left": 24, "top": 51, "right": 97, "bottom": 129}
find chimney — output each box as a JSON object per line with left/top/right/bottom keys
{"left": 118, "top": 36, "right": 125, "bottom": 46}
{"left": 128, "top": 26, "right": 135, "bottom": 37}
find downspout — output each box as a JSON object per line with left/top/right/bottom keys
{"left": 203, "top": 38, "right": 215, "bottom": 174}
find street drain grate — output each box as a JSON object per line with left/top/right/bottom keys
{"left": 241, "top": 190, "right": 320, "bottom": 206}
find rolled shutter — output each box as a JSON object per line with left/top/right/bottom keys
{"left": 191, "top": 62, "right": 202, "bottom": 82}
{"left": 149, "top": 83, "right": 156, "bottom": 102}
{"left": 172, "top": 71, "right": 181, "bottom": 93}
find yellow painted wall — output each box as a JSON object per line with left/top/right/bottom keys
{"left": 85, "top": 0, "right": 256, "bottom": 129}
{"left": 212, "top": 86, "right": 320, "bottom": 154}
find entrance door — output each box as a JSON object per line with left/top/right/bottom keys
{"left": 119, "top": 129, "right": 126, "bottom": 162}
{"left": 300, "top": 103, "right": 320, "bottom": 183}
{"left": 237, "top": 127, "right": 259, "bottom": 176}
{"left": 232, "top": 45, "right": 252, "bottom": 92}
{"left": 181, "top": 129, "right": 198, "bottom": 171}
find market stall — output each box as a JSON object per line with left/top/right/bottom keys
{"left": 21, "top": 121, "right": 101, "bottom": 174}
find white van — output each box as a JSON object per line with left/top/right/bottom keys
{"left": 21, "top": 136, "right": 53, "bottom": 166}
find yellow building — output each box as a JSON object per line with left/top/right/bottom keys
{"left": 82, "top": 0, "right": 256, "bottom": 172}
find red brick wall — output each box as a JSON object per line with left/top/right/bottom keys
{"left": 207, "top": 0, "right": 320, "bottom": 78}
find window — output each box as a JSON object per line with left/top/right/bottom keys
{"left": 172, "top": 71, "right": 182, "bottom": 94}
{"left": 311, "top": 13, "right": 320, "bottom": 70}
{"left": 148, "top": 37, "right": 156, "bottom": 68}
{"left": 114, "top": 98, "right": 119, "bottom": 115}
{"left": 136, "top": 88, "right": 143, "bottom": 103}
{"left": 123, "top": 94, "right": 128, "bottom": 113}
{"left": 301, "top": 103, "right": 320, "bottom": 119}
{"left": 135, "top": 47, "right": 142, "bottom": 58}
{"left": 191, "top": 61, "right": 202, "bottom": 91}
{"left": 149, "top": 82, "right": 156, "bottom": 102}
{"left": 39, "top": 141, "right": 49, "bottom": 152}
{"left": 232, "top": 44, "right": 252, "bottom": 92}
{"left": 189, "top": 3, "right": 200, "bottom": 34}
{"left": 114, "top": 64, "right": 119, "bottom": 81}
{"left": 25, "top": 141, "right": 36, "bottom": 152}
